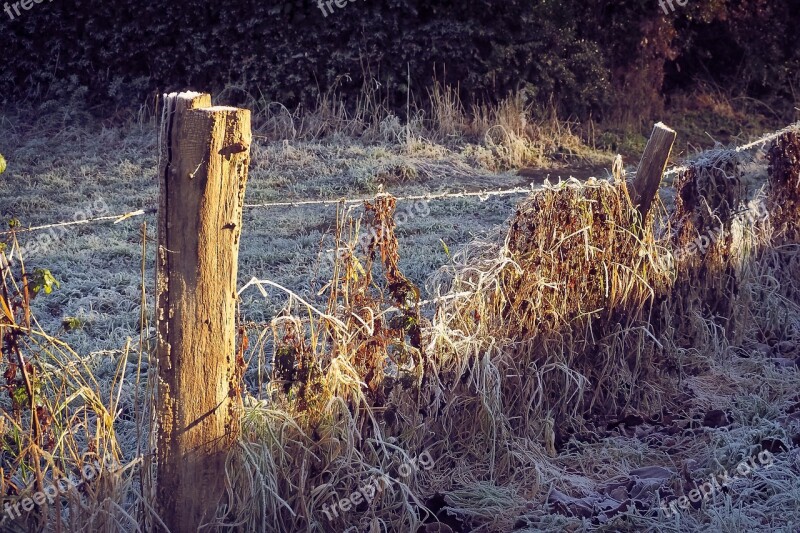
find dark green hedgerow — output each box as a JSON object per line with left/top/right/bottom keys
{"left": 1, "top": 0, "right": 798, "bottom": 124}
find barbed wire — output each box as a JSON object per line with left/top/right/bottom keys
{"left": 242, "top": 185, "right": 539, "bottom": 210}
{"left": 2, "top": 121, "right": 797, "bottom": 237}
{"left": 662, "top": 121, "right": 798, "bottom": 178}
{"left": 0, "top": 208, "right": 157, "bottom": 237}
{"left": 239, "top": 276, "right": 473, "bottom": 316}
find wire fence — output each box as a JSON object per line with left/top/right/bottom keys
{"left": 661, "top": 121, "right": 798, "bottom": 178}
{"left": 0, "top": 208, "right": 157, "bottom": 237}
{"left": 1, "top": 121, "right": 797, "bottom": 237}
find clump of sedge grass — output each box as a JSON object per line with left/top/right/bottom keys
{"left": 0, "top": 228, "right": 138, "bottom": 532}
{"left": 224, "top": 128, "right": 800, "bottom": 532}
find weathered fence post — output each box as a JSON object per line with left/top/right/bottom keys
{"left": 155, "top": 91, "right": 250, "bottom": 532}
{"left": 630, "top": 122, "right": 677, "bottom": 219}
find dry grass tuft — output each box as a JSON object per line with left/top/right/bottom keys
{"left": 226, "top": 127, "right": 800, "bottom": 532}
{"left": 0, "top": 241, "right": 141, "bottom": 532}
{"left": 432, "top": 178, "right": 675, "bottom": 439}
{"left": 668, "top": 150, "right": 750, "bottom": 340}
{"left": 2, "top": 104, "right": 799, "bottom": 531}
{"left": 767, "top": 130, "right": 800, "bottom": 244}
{"left": 250, "top": 79, "right": 608, "bottom": 172}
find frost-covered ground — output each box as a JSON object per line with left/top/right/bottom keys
{"left": 1, "top": 109, "right": 798, "bottom": 532}
{"left": 1, "top": 113, "right": 578, "bottom": 356}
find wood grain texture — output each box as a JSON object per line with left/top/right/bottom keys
{"left": 631, "top": 122, "right": 676, "bottom": 219}
{"left": 155, "top": 92, "right": 250, "bottom": 532}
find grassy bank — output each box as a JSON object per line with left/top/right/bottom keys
{"left": 0, "top": 99, "right": 798, "bottom": 531}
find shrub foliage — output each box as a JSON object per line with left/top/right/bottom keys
{"left": 1, "top": 0, "right": 798, "bottom": 123}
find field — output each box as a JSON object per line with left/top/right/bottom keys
{"left": 0, "top": 102, "right": 799, "bottom": 532}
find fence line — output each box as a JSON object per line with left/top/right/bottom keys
{"left": 0, "top": 186, "right": 541, "bottom": 238}
{"left": 239, "top": 276, "right": 474, "bottom": 315}
{"left": 242, "top": 185, "right": 539, "bottom": 210}
{"left": 662, "top": 121, "right": 799, "bottom": 178}
{"left": 0, "top": 208, "right": 156, "bottom": 236}
{"left": 2, "top": 121, "right": 797, "bottom": 237}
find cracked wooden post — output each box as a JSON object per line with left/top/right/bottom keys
{"left": 630, "top": 122, "right": 677, "bottom": 219}
{"left": 155, "top": 91, "right": 250, "bottom": 532}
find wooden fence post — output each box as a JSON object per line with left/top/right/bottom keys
{"left": 630, "top": 122, "right": 677, "bottom": 219}
{"left": 155, "top": 91, "right": 250, "bottom": 532}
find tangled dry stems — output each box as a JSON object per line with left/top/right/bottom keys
{"left": 224, "top": 129, "right": 800, "bottom": 532}
{"left": 3, "top": 125, "right": 799, "bottom": 531}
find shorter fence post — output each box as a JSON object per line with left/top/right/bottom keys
{"left": 631, "top": 122, "right": 677, "bottom": 219}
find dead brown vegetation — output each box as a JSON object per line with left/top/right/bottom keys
{"left": 223, "top": 128, "right": 800, "bottom": 532}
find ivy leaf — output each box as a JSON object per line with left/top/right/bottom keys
{"left": 12, "top": 386, "right": 29, "bottom": 407}
{"left": 31, "top": 269, "right": 60, "bottom": 295}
